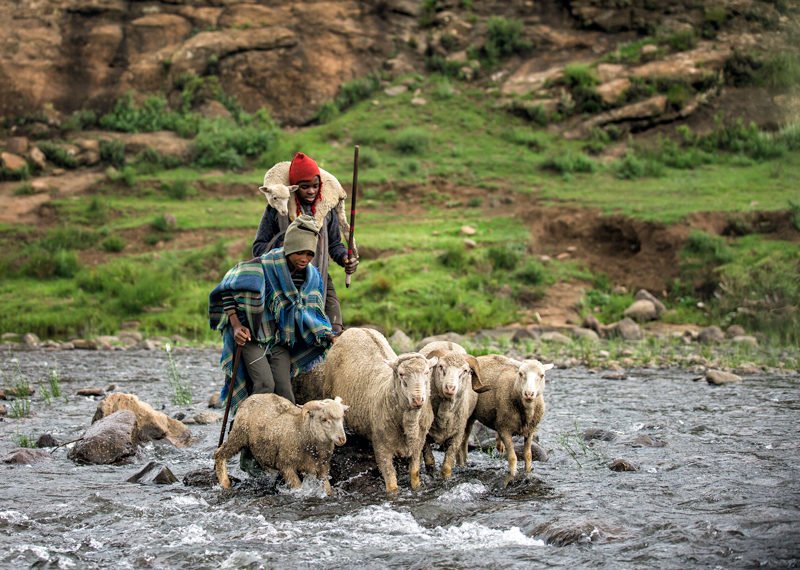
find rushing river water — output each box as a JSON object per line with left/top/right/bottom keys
{"left": 0, "top": 348, "right": 798, "bottom": 569}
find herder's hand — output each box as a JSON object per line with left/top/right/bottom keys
{"left": 344, "top": 256, "right": 359, "bottom": 275}
{"left": 233, "top": 324, "right": 251, "bottom": 346}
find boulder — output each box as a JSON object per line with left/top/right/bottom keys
{"left": 606, "top": 317, "right": 643, "bottom": 341}
{"left": 608, "top": 458, "right": 639, "bottom": 472}
{"left": 2, "top": 448, "right": 52, "bottom": 464}
{"left": 192, "top": 411, "right": 222, "bottom": 425}
{"left": 68, "top": 410, "right": 138, "bottom": 465}
{"left": 698, "top": 326, "right": 725, "bottom": 344}
{"left": 127, "top": 461, "right": 178, "bottom": 485}
{"left": 388, "top": 329, "right": 414, "bottom": 354}
{"left": 36, "top": 434, "right": 60, "bottom": 448}
{"left": 706, "top": 369, "right": 742, "bottom": 385}
{"left": 92, "top": 393, "right": 193, "bottom": 447}
{"left": 572, "top": 328, "right": 600, "bottom": 342}
{"left": 0, "top": 151, "right": 27, "bottom": 172}
{"left": 732, "top": 335, "right": 758, "bottom": 348}
{"left": 540, "top": 331, "right": 572, "bottom": 344}
{"left": 634, "top": 289, "right": 666, "bottom": 316}
{"left": 623, "top": 299, "right": 659, "bottom": 322}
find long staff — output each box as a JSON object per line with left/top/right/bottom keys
{"left": 217, "top": 344, "right": 242, "bottom": 447}
{"left": 345, "top": 145, "right": 359, "bottom": 288}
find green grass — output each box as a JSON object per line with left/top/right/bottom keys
{"left": 1, "top": 73, "right": 799, "bottom": 343}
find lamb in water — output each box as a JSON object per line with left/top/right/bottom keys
{"left": 418, "top": 341, "right": 487, "bottom": 478}
{"left": 463, "top": 355, "right": 552, "bottom": 477}
{"left": 214, "top": 394, "right": 348, "bottom": 495}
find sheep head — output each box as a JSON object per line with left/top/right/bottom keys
{"left": 258, "top": 183, "right": 298, "bottom": 217}
{"left": 385, "top": 353, "right": 437, "bottom": 409}
{"left": 514, "top": 360, "right": 553, "bottom": 402}
{"left": 427, "top": 349, "right": 472, "bottom": 400}
{"left": 302, "top": 397, "right": 348, "bottom": 447}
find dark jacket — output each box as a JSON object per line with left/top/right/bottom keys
{"left": 252, "top": 206, "right": 348, "bottom": 265}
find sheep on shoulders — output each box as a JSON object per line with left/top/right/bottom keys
{"left": 322, "top": 327, "right": 437, "bottom": 494}
{"left": 258, "top": 183, "right": 298, "bottom": 218}
{"left": 418, "top": 342, "right": 487, "bottom": 478}
{"left": 214, "top": 393, "right": 348, "bottom": 495}
{"left": 464, "top": 354, "right": 553, "bottom": 478}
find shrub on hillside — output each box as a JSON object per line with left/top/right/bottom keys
{"left": 37, "top": 142, "right": 78, "bottom": 169}
{"left": 99, "top": 139, "right": 126, "bottom": 167}
{"left": 482, "top": 17, "right": 532, "bottom": 64}
{"left": 394, "top": 128, "right": 430, "bottom": 155}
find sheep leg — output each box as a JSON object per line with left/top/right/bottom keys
{"left": 280, "top": 467, "right": 303, "bottom": 489}
{"left": 213, "top": 425, "right": 248, "bottom": 489}
{"left": 409, "top": 448, "right": 423, "bottom": 491}
{"left": 458, "top": 418, "right": 475, "bottom": 467}
{"left": 317, "top": 464, "right": 333, "bottom": 497}
{"left": 498, "top": 431, "right": 517, "bottom": 476}
{"left": 523, "top": 433, "right": 534, "bottom": 473}
{"left": 422, "top": 440, "right": 436, "bottom": 473}
{"left": 374, "top": 446, "right": 398, "bottom": 494}
{"left": 441, "top": 436, "right": 462, "bottom": 479}
{"left": 495, "top": 433, "right": 506, "bottom": 454}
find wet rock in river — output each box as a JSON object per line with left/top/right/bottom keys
{"left": 631, "top": 434, "right": 666, "bottom": 448}
{"left": 533, "top": 519, "right": 624, "bottom": 546}
{"left": 183, "top": 468, "right": 225, "bottom": 487}
{"left": 68, "top": 410, "right": 138, "bottom": 465}
{"left": 36, "top": 433, "right": 60, "bottom": 448}
{"left": 192, "top": 411, "right": 222, "bottom": 424}
{"left": 127, "top": 461, "right": 178, "bottom": 485}
{"left": 207, "top": 391, "right": 223, "bottom": 409}
{"left": 706, "top": 369, "right": 742, "bottom": 385}
{"left": 3, "top": 448, "right": 52, "bottom": 464}
{"left": 92, "top": 392, "right": 193, "bottom": 447}
{"left": 583, "top": 428, "right": 617, "bottom": 442}
{"left": 77, "top": 387, "right": 105, "bottom": 397}
{"left": 609, "top": 458, "right": 639, "bottom": 472}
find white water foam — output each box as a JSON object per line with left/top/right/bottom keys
{"left": 0, "top": 509, "right": 30, "bottom": 525}
{"left": 435, "top": 482, "right": 489, "bottom": 503}
{"left": 165, "top": 523, "right": 213, "bottom": 547}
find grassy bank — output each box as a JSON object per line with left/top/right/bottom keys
{"left": 1, "top": 74, "right": 799, "bottom": 344}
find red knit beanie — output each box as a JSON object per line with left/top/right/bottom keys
{"left": 288, "top": 152, "right": 320, "bottom": 185}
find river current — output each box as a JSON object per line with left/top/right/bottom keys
{"left": 0, "top": 348, "right": 798, "bottom": 569}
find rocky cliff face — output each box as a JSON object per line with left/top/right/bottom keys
{"left": 0, "top": 0, "right": 795, "bottom": 128}
{"left": 0, "top": 0, "right": 420, "bottom": 125}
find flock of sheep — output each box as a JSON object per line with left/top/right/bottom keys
{"left": 214, "top": 327, "right": 554, "bottom": 495}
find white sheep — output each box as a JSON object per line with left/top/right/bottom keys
{"left": 463, "top": 355, "right": 552, "bottom": 477}
{"left": 418, "top": 341, "right": 487, "bottom": 478}
{"left": 214, "top": 394, "right": 348, "bottom": 495}
{"left": 322, "top": 327, "right": 437, "bottom": 494}
{"left": 258, "top": 183, "right": 297, "bottom": 217}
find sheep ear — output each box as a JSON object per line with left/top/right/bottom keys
{"left": 334, "top": 396, "right": 342, "bottom": 404}
{"left": 426, "top": 356, "right": 439, "bottom": 367}
{"left": 384, "top": 358, "right": 398, "bottom": 370}
{"left": 465, "top": 355, "right": 491, "bottom": 393}
{"left": 543, "top": 363, "right": 554, "bottom": 371}
{"left": 287, "top": 184, "right": 299, "bottom": 193}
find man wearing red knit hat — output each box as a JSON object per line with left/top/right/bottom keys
{"left": 252, "top": 152, "right": 358, "bottom": 334}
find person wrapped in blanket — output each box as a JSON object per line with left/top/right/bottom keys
{"left": 209, "top": 214, "right": 335, "bottom": 416}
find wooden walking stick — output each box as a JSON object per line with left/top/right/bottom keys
{"left": 217, "top": 344, "right": 242, "bottom": 447}
{"left": 345, "top": 145, "right": 359, "bottom": 288}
